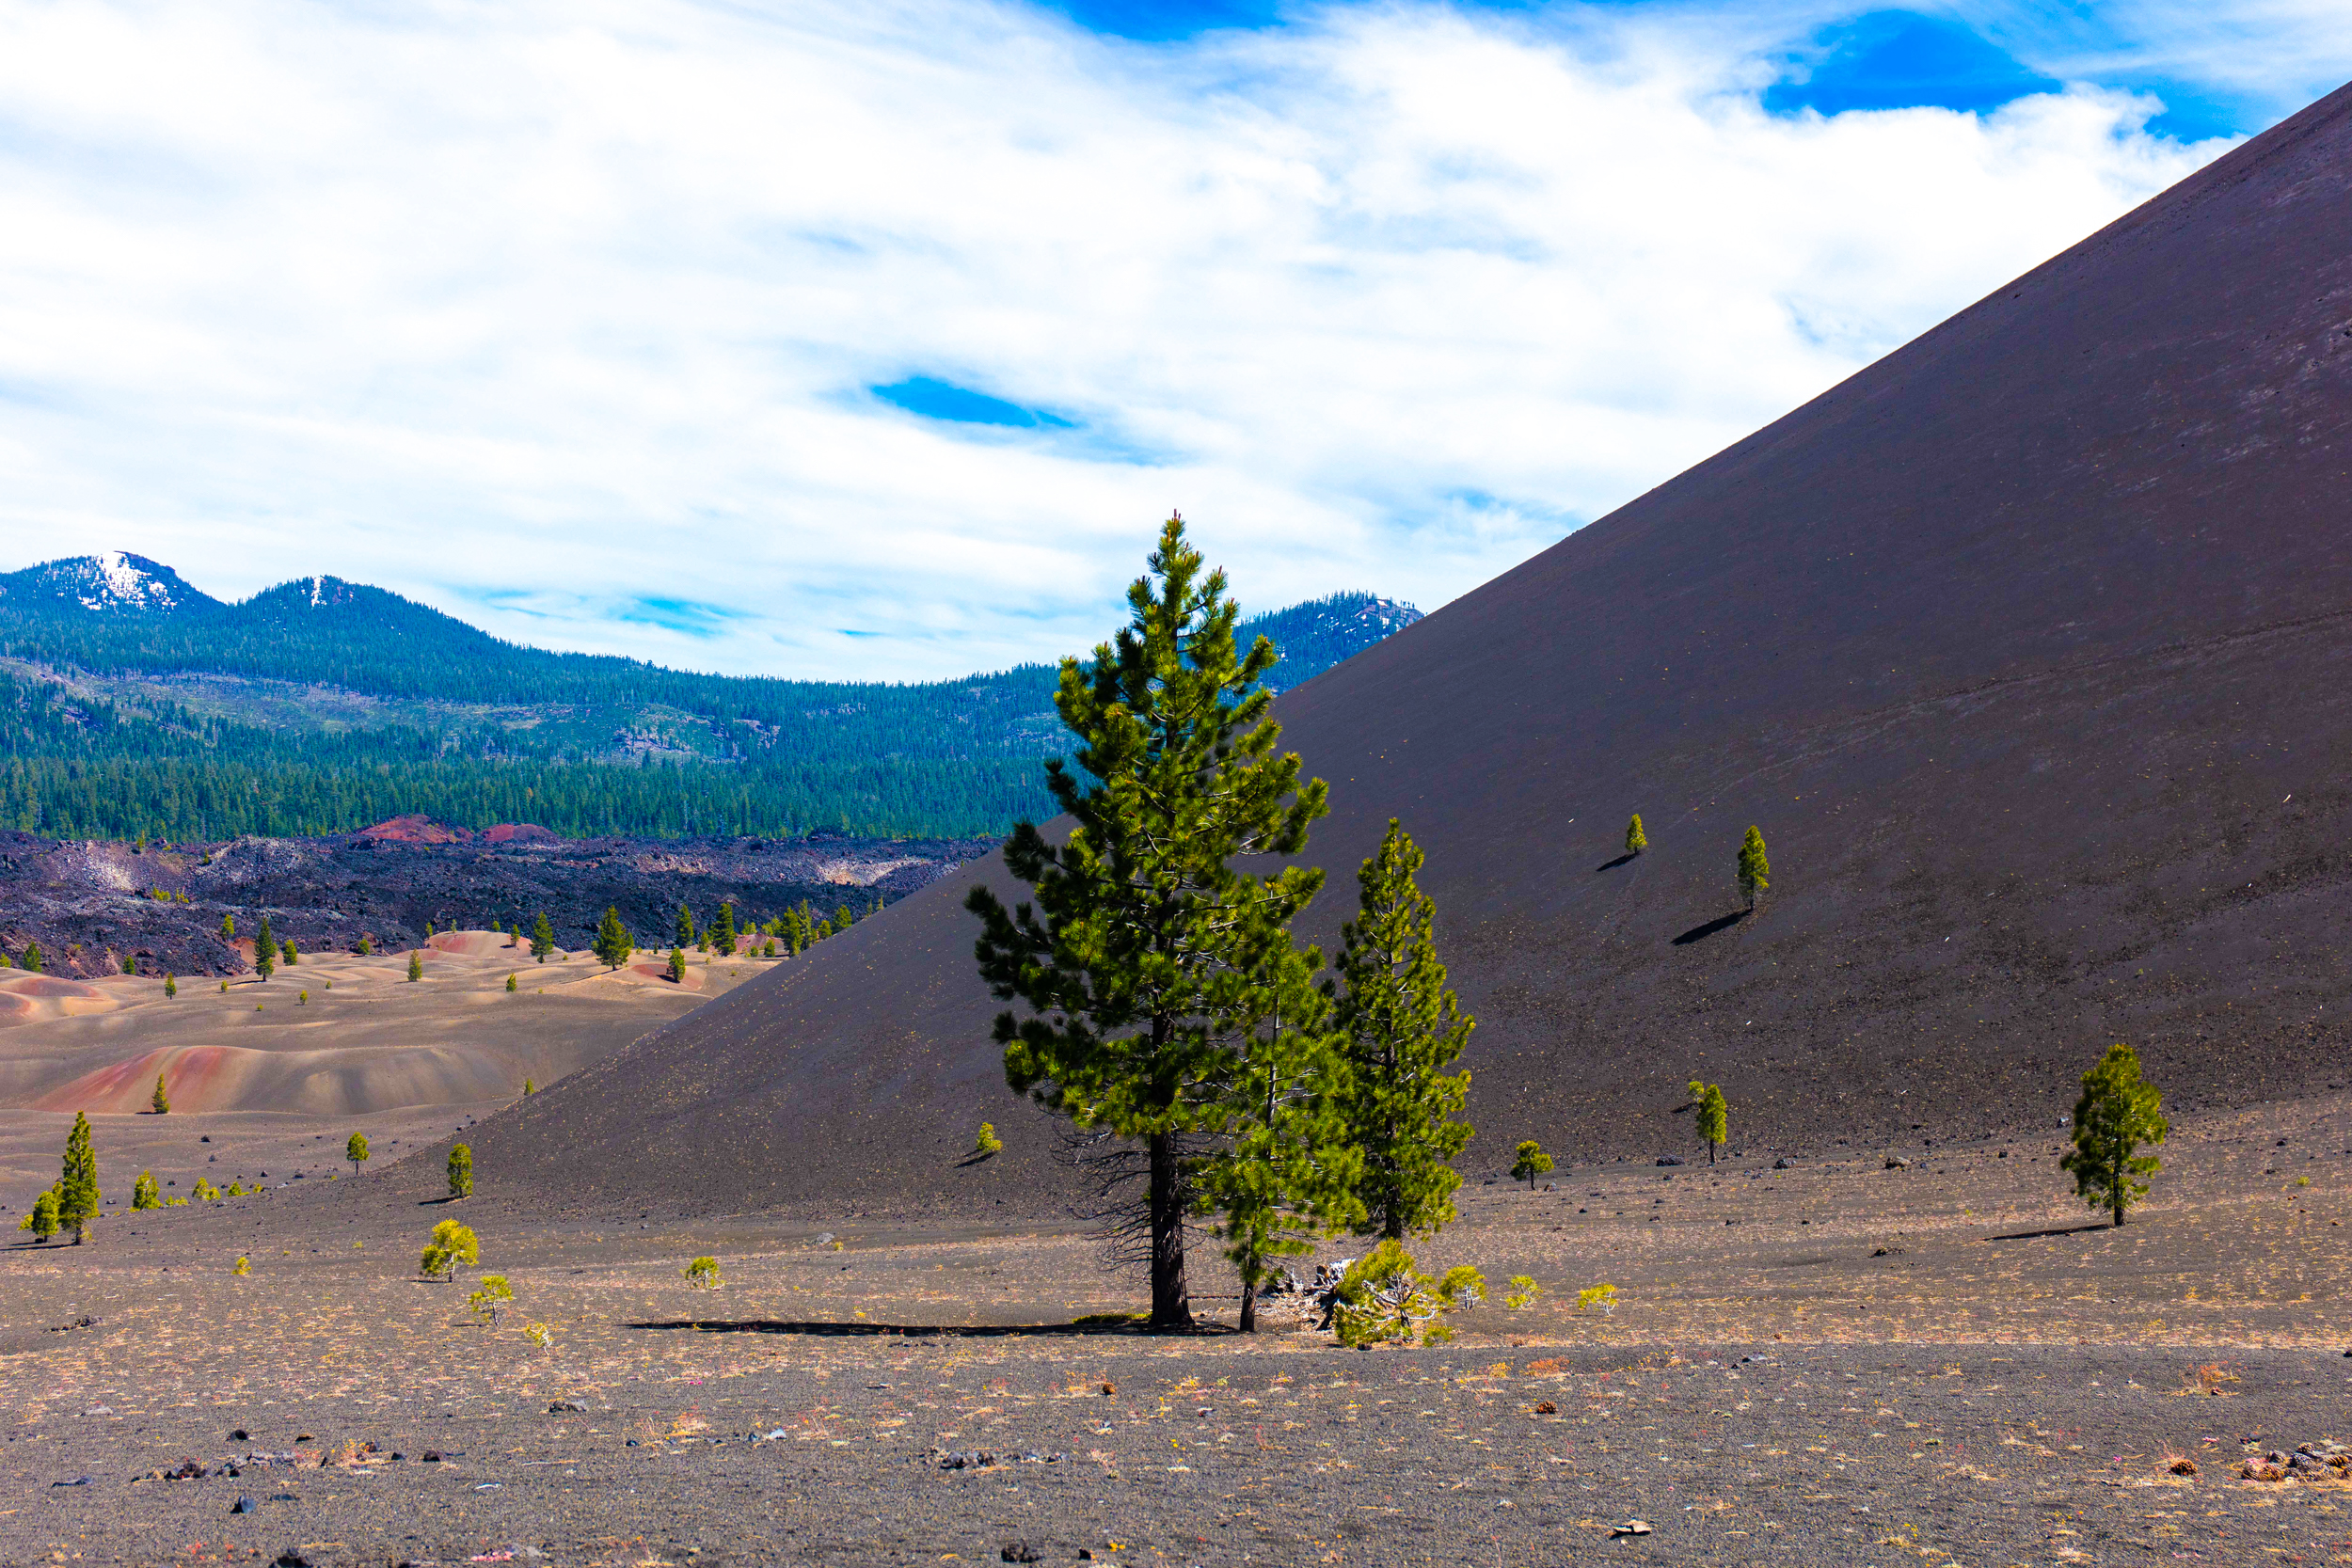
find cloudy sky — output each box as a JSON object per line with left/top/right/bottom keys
{"left": 2, "top": 0, "right": 2346, "bottom": 681}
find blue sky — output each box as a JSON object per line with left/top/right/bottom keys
{"left": 0, "top": 0, "right": 2344, "bottom": 680}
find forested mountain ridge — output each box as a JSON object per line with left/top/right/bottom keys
{"left": 0, "top": 556, "right": 1421, "bottom": 840}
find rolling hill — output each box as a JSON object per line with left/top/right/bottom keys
{"left": 470, "top": 79, "right": 2352, "bottom": 1221}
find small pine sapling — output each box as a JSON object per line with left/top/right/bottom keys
{"left": 121, "top": 954, "right": 136, "bottom": 974}
{"left": 151, "top": 1073, "right": 171, "bottom": 1115}
{"left": 448, "top": 1143, "right": 473, "bottom": 1199}
{"left": 297, "top": 990, "right": 308, "bottom": 1004}
{"left": 231, "top": 1255, "right": 250, "bottom": 1276}
{"left": 407, "top": 950, "right": 423, "bottom": 982}
{"left": 421, "top": 1219, "right": 479, "bottom": 1281}
{"left": 1625, "top": 814, "right": 1646, "bottom": 856}
{"left": 346, "top": 1132, "right": 369, "bottom": 1176}
{"left": 506, "top": 973, "right": 517, "bottom": 992}
{"left": 19, "top": 1190, "right": 60, "bottom": 1241}
{"left": 1327, "top": 1243, "right": 1484, "bottom": 1348}
{"left": 356, "top": 935, "right": 373, "bottom": 957}
{"left": 1511, "top": 1139, "right": 1553, "bottom": 1189}
{"left": 682, "top": 1256, "right": 722, "bottom": 1290}
{"left": 255, "top": 915, "right": 275, "bottom": 981}
{"left": 281, "top": 939, "right": 297, "bottom": 967}
{"left": 1688, "top": 1080, "right": 1728, "bottom": 1165}
{"left": 522, "top": 1322, "right": 553, "bottom": 1349}
{"left": 203, "top": 1179, "right": 229, "bottom": 1198}
{"left": 531, "top": 913, "right": 554, "bottom": 962}
{"left": 2060, "top": 1042, "right": 2169, "bottom": 1227}
{"left": 1502, "top": 1275, "right": 1542, "bottom": 1309}
{"left": 1574, "top": 1283, "right": 1618, "bottom": 1314}
{"left": 1737, "top": 826, "right": 1770, "bottom": 911}
{"left": 22, "top": 942, "right": 41, "bottom": 973}
{"left": 468, "top": 1275, "right": 516, "bottom": 1324}
{"left": 132, "top": 1171, "right": 160, "bottom": 1210}
{"left": 667, "top": 947, "right": 687, "bottom": 984}
{"left": 221, "top": 913, "right": 235, "bottom": 940}
{"left": 164, "top": 974, "right": 177, "bottom": 998}
{"left": 973, "top": 1122, "right": 1003, "bottom": 1157}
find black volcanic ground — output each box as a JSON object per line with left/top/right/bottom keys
{"left": 467, "top": 81, "right": 2352, "bottom": 1225}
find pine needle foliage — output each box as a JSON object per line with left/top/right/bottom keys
{"left": 682, "top": 1256, "right": 722, "bottom": 1290}
{"left": 1328, "top": 818, "right": 1474, "bottom": 1242}
{"left": 592, "top": 906, "right": 633, "bottom": 970}
{"left": 468, "top": 1275, "right": 515, "bottom": 1323}
{"left": 1625, "top": 814, "right": 1646, "bottom": 855}
{"left": 968, "top": 515, "right": 1329, "bottom": 1331}
{"left": 19, "top": 1190, "right": 60, "bottom": 1241}
{"left": 1737, "top": 826, "right": 1770, "bottom": 911}
{"left": 712, "top": 902, "right": 737, "bottom": 958}
{"left": 58, "top": 1112, "right": 101, "bottom": 1243}
{"left": 1688, "top": 1080, "right": 1729, "bottom": 1164}
{"left": 2060, "top": 1043, "right": 2168, "bottom": 1226}
{"left": 421, "top": 1219, "right": 479, "bottom": 1281}
{"left": 448, "top": 1143, "right": 473, "bottom": 1199}
{"left": 254, "top": 914, "right": 275, "bottom": 981}
{"left": 151, "top": 1072, "right": 171, "bottom": 1115}
{"left": 346, "top": 1132, "right": 369, "bottom": 1175}
{"left": 531, "top": 912, "right": 554, "bottom": 963}
{"left": 1511, "top": 1139, "right": 1553, "bottom": 1189}
{"left": 406, "top": 949, "right": 422, "bottom": 982}
{"left": 132, "top": 1170, "right": 161, "bottom": 1210}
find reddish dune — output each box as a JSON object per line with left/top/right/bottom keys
{"left": 481, "top": 823, "right": 563, "bottom": 845}
{"left": 355, "top": 815, "right": 472, "bottom": 844}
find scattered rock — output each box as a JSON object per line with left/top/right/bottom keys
{"left": 1612, "top": 1520, "right": 1652, "bottom": 1537}
{"left": 548, "top": 1401, "right": 584, "bottom": 1413}
{"left": 2169, "top": 1456, "right": 2199, "bottom": 1476}
{"left": 1533, "top": 1401, "right": 1558, "bottom": 1415}
{"left": 231, "top": 1496, "right": 258, "bottom": 1513}
{"left": 51, "top": 1476, "right": 92, "bottom": 1488}
{"left": 274, "top": 1551, "right": 312, "bottom": 1567}
{"left": 421, "top": 1450, "right": 443, "bottom": 1464}
{"left": 1656, "top": 1155, "right": 1684, "bottom": 1167}
{"left": 1099, "top": 1382, "right": 1117, "bottom": 1396}
{"left": 1773, "top": 1157, "right": 1794, "bottom": 1169}
{"left": 230, "top": 1429, "right": 248, "bottom": 1441}
{"left": 1884, "top": 1156, "right": 1910, "bottom": 1170}
{"left": 1001, "top": 1545, "right": 1043, "bottom": 1564}
{"left": 81, "top": 1405, "right": 113, "bottom": 1417}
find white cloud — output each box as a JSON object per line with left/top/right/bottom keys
{"left": 0, "top": 0, "right": 2253, "bottom": 679}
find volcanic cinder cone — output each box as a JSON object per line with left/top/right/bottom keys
{"left": 481, "top": 81, "right": 2352, "bottom": 1220}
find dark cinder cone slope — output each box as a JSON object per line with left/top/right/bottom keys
{"left": 479, "top": 81, "right": 2352, "bottom": 1220}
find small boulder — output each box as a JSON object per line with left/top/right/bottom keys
{"left": 230, "top": 1496, "right": 258, "bottom": 1513}
{"left": 1001, "top": 1545, "right": 1043, "bottom": 1564}
{"left": 1773, "top": 1157, "right": 1794, "bottom": 1170}
{"left": 1656, "top": 1155, "right": 1684, "bottom": 1167}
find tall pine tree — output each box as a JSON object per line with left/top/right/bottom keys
{"left": 530, "top": 911, "right": 554, "bottom": 963}
{"left": 969, "top": 515, "right": 1329, "bottom": 1331}
{"left": 591, "top": 906, "right": 633, "bottom": 970}
{"left": 57, "top": 1112, "right": 101, "bottom": 1244}
{"left": 1328, "top": 819, "right": 1475, "bottom": 1242}
{"left": 254, "top": 913, "right": 275, "bottom": 981}
{"left": 675, "top": 902, "right": 695, "bottom": 949}
{"left": 712, "top": 901, "right": 737, "bottom": 958}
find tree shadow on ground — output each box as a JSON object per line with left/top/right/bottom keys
{"left": 626, "top": 1318, "right": 1220, "bottom": 1338}
{"left": 1986, "top": 1222, "right": 2114, "bottom": 1242}
{"left": 1596, "top": 852, "right": 1638, "bottom": 872}
{"left": 1672, "top": 911, "right": 1749, "bottom": 945}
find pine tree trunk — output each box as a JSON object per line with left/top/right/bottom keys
{"left": 1147, "top": 1131, "right": 1192, "bottom": 1332}
{"left": 1239, "top": 1276, "right": 1258, "bottom": 1333}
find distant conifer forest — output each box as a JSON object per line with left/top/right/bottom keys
{"left": 0, "top": 584, "right": 1417, "bottom": 841}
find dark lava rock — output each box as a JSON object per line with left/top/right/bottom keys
{"left": 1773, "top": 1157, "right": 1794, "bottom": 1169}
{"left": 230, "top": 1497, "right": 257, "bottom": 1513}
{"left": 1657, "top": 1155, "right": 1684, "bottom": 1166}
{"left": 1001, "top": 1545, "right": 1043, "bottom": 1564}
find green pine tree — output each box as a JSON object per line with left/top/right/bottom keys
{"left": 281, "top": 939, "right": 297, "bottom": 966}
{"left": 221, "top": 912, "right": 234, "bottom": 941}
{"left": 2060, "top": 1043, "right": 2168, "bottom": 1227}
{"left": 712, "top": 902, "right": 737, "bottom": 958}
{"left": 448, "top": 1143, "right": 473, "bottom": 1199}
{"left": 132, "top": 1170, "right": 160, "bottom": 1210}
{"left": 254, "top": 914, "right": 275, "bottom": 981}
{"left": 1625, "top": 813, "right": 1646, "bottom": 856}
{"left": 151, "top": 1072, "right": 171, "bottom": 1115}
{"left": 667, "top": 947, "right": 687, "bottom": 984}
{"left": 1737, "top": 826, "right": 1770, "bottom": 911}
{"left": 347, "top": 1132, "right": 369, "bottom": 1176}
{"left": 968, "top": 515, "right": 1330, "bottom": 1332}
{"left": 57, "top": 1112, "right": 101, "bottom": 1243}
{"left": 164, "top": 974, "right": 177, "bottom": 998}
{"left": 406, "top": 949, "right": 422, "bottom": 982}
{"left": 1511, "top": 1139, "right": 1553, "bottom": 1189}
{"left": 834, "top": 904, "right": 852, "bottom": 932}
{"left": 20, "top": 1189, "right": 60, "bottom": 1242}
{"left": 592, "top": 906, "right": 633, "bottom": 970}
{"left": 22, "top": 941, "right": 40, "bottom": 974}
{"left": 675, "top": 902, "right": 695, "bottom": 949}
{"left": 1689, "top": 1079, "right": 1728, "bottom": 1164}
{"left": 1329, "top": 819, "right": 1474, "bottom": 1242}
{"left": 531, "top": 911, "right": 554, "bottom": 963}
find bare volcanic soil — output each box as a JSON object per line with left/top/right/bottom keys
{"left": 0, "top": 824, "right": 992, "bottom": 980}
{"left": 5, "top": 1093, "right": 2352, "bottom": 1564}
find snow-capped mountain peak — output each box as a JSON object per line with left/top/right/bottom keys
{"left": 0, "top": 551, "right": 220, "bottom": 617}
